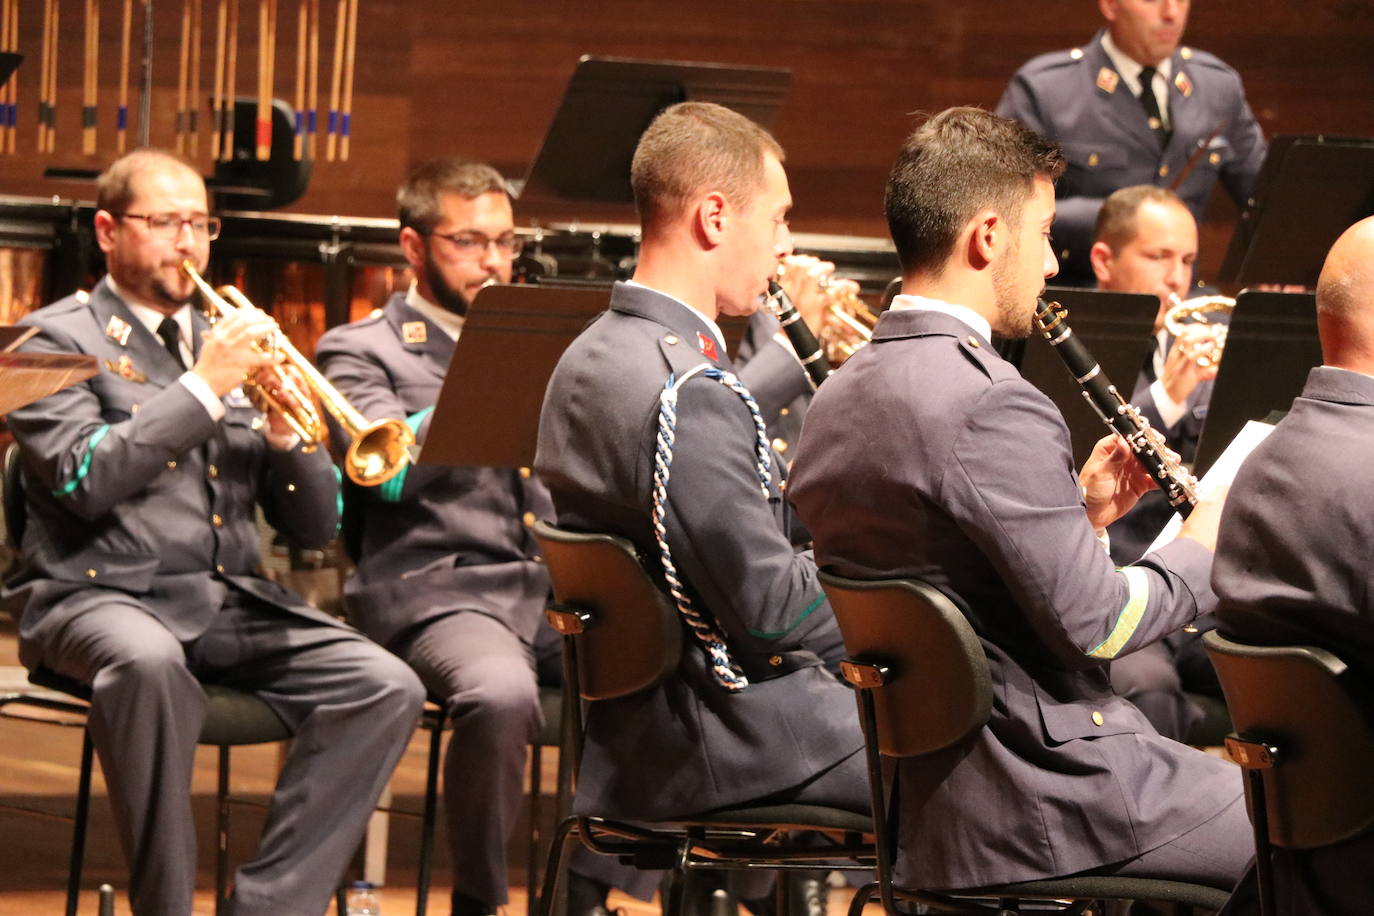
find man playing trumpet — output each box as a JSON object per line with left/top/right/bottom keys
{"left": 2, "top": 148, "right": 425, "bottom": 916}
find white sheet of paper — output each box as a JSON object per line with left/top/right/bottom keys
{"left": 1143, "top": 419, "right": 1278, "bottom": 556}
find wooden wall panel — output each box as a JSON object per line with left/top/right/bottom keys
{"left": 0, "top": 0, "right": 1367, "bottom": 278}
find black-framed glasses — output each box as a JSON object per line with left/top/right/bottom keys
{"left": 114, "top": 212, "right": 222, "bottom": 241}
{"left": 426, "top": 230, "right": 524, "bottom": 258}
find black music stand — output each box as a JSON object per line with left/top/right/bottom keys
{"left": 1219, "top": 134, "right": 1374, "bottom": 287}
{"left": 1191, "top": 290, "right": 1319, "bottom": 477}
{"left": 419, "top": 284, "right": 611, "bottom": 469}
{"left": 1006, "top": 287, "right": 1158, "bottom": 469}
{"left": 517, "top": 56, "right": 791, "bottom": 207}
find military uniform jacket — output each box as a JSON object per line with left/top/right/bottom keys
{"left": 997, "top": 31, "right": 1267, "bottom": 284}
{"left": 788, "top": 308, "right": 1236, "bottom": 889}
{"left": 315, "top": 293, "right": 552, "bottom": 650}
{"left": 3, "top": 280, "right": 343, "bottom": 665}
{"left": 534, "top": 281, "right": 861, "bottom": 820}
{"left": 735, "top": 309, "right": 812, "bottom": 459}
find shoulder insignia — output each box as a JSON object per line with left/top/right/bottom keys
{"left": 401, "top": 321, "right": 428, "bottom": 344}
{"left": 104, "top": 314, "right": 132, "bottom": 346}
{"left": 1174, "top": 70, "right": 1193, "bottom": 98}
{"left": 103, "top": 354, "right": 147, "bottom": 383}
{"left": 1096, "top": 67, "right": 1119, "bottom": 94}
{"left": 1070, "top": 47, "right": 1084, "bottom": 60}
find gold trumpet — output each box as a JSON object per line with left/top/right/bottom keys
{"left": 775, "top": 255, "right": 877, "bottom": 365}
{"left": 181, "top": 260, "right": 415, "bottom": 487}
{"left": 1164, "top": 292, "right": 1234, "bottom": 369}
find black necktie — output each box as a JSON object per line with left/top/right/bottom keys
{"left": 156, "top": 317, "right": 187, "bottom": 370}
{"left": 1137, "top": 67, "right": 1170, "bottom": 147}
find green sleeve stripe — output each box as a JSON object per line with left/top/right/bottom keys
{"left": 332, "top": 465, "right": 343, "bottom": 536}
{"left": 51, "top": 424, "right": 111, "bottom": 497}
{"left": 1089, "top": 566, "right": 1151, "bottom": 659}
{"left": 748, "top": 591, "right": 827, "bottom": 640}
{"left": 378, "top": 406, "right": 433, "bottom": 503}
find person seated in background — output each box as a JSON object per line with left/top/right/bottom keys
{"left": 1212, "top": 215, "right": 1374, "bottom": 915}
{"left": 1, "top": 147, "right": 424, "bottom": 916}
{"left": 1090, "top": 184, "right": 1226, "bottom": 740}
{"left": 789, "top": 106, "right": 1251, "bottom": 895}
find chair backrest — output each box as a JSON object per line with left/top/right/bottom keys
{"left": 532, "top": 520, "right": 683, "bottom": 701}
{"left": 2, "top": 441, "right": 25, "bottom": 547}
{"left": 1204, "top": 629, "right": 1374, "bottom": 849}
{"left": 819, "top": 571, "right": 992, "bottom": 757}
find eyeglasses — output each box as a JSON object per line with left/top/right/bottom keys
{"left": 426, "top": 230, "right": 524, "bottom": 258}
{"left": 114, "top": 212, "right": 222, "bottom": 241}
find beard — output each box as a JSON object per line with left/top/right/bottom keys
{"left": 149, "top": 263, "right": 198, "bottom": 310}
{"left": 422, "top": 249, "right": 473, "bottom": 317}
{"left": 990, "top": 240, "right": 1038, "bottom": 340}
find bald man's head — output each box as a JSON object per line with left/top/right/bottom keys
{"left": 1315, "top": 217, "right": 1374, "bottom": 370}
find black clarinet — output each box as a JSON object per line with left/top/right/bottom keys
{"left": 765, "top": 281, "right": 833, "bottom": 388}
{"left": 1033, "top": 298, "right": 1197, "bottom": 517}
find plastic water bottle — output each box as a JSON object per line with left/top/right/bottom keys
{"left": 345, "top": 880, "right": 381, "bottom": 916}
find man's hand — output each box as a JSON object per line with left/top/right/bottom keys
{"left": 1080, "top": 433, "right": 1158, "bottom": 530}
{"left": 1176, "top": 484, "right": 1228, "bottom": 553}
{"left": 1159, "top": 324, "right": 1222, "bottom": 404}
{"left": 191, "top": 307, "right": 282, "bottom": 397}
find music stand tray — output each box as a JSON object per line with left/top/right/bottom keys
{"left": 0, "top": 351, "right": 100, "bottom": 416}
{"left": 1219, "top": 134, "right": 1374, "bottom": 287}
{"left": 517, "top": 56, "right": 791, "bottom": 207}
{"left": 419, "top": 284, "right": 611, "bottom": 469}
{"left": 1012, "top": 287, "right": 1159, "bottom": 469}
{"left": 1192, "top": 290, "right": 1319, "bottom": 477}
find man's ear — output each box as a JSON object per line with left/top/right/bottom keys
{"left": 693, "top": 191, "right": 729, "bottom": 248}
{"left": 398, "top": 226, "right": 427, "bottom": 273}
{"left": 1089, "top": 240, "right": 1115, "bottom": 286}
{"left": 93, "top": 210, "right": 117, "bottom": 254}
{"left": 968, "top": 211, "right": 1000, "bottom": 270}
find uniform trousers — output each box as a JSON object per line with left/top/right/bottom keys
{"left": 1079, "top": 790, "right": 1251, "bottom": 890}
{"left": 396, "top": 610, "right": 543, "bottom": 907}
{"left": 30, "top": 587, "right": 425, "bottom": 916}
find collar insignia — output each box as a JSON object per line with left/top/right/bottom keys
{"left": 697, "top": 331, "right": 719, "bottom": 361}
{"left": 1174, "top": 70, "right": 1193, "bottom": 98}
{"left": 1096, "top": 67, "right": 1119, "bottom": 94}
{"left": 402, "top": 321, "right": 428, "bottom": 344}
{"left": 103, "top": 354, "right": 147, "bottom": 383}
{"left": 104, "top": 314, "right": 133, "bottom": 346}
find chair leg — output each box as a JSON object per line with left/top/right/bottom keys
{"left": 216, "top": 745, "right": 231, "bottom": 916}
{"left": 537, "top": 816, "right": 579, "bottom": 916}
{"left": 528, "top": 743, "right": 543, "bottom": 916}
{"left": 845, "top": 882, "right": 877, "bottom": 916}
{"left": 1247, "top": 768, "right": 1276, "bottom": 916}
{"left": 65, "top": 729, "right": 95, "bottom": 916}
{"left": 416, "top": 715, "right": 443, "bottom": 916}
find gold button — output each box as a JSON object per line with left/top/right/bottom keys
{"left": 778, "top": 478, "right": 787, "bottom": 493}
{"left": 208, "top": 464, "right": 219, "bottom": 479}
{"left": 664, "top": 334, "right": 679, "bottom": 346}
{"left": 1060, "top": 248, "right": 1071, "bottom": 260}
{"left": 1157, "top": 164, "right": 1170, "bottom": 178}
{"left": 533, "top": 555, "right": 545, "bottom": 564}
{"left": 1070, "top": 47, "right": 1084, "bottom": 60}
{"left": 1087, "top": 152, "right": 1099, "bottom": 167}
{"left": 1091, "top": 711, "right": 1105, "bottom": 726}
{"left": 166, "top": 460, "right": 177, "bottom": 469}
{"left": 1208, "top": 151, "right": 1221, "bottom": 166}
{"left": 215, "top": 564, "right": 225, "bottom": 574}
{"left": 286, "top": 483, "right": 297, "bottom": 492}
{"left": 131, "top": 403, "right": 140, "bottom": 413}
{"left": 771, "top": 437, "right": 789, "bottom": 453}
{"left": 85, "top": 568, "right": 97, "bottom": 578}
{"left": 1180, "top": 46, "right": 1193, "bottom": 59}
{"left": 519, "top": 466, "right": 532, "bottom": 479}
{"left": 522, "top": 511, "right": 536, "bottom": 527}
{"left": 779, "top": 407, "right": 790, "bottom": 417}
{"left": 967, "top": 336, "right": 981, "bottom": 348}
{"left": 212, "top": 514, "right": 223, "bottom": 528}
{"left": 769, "top": 655, "right": 783, "bottom": 667}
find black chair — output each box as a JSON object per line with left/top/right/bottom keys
{"left": 1203, "top": 629, "right": 1374, "bottom": 916}
{"left": 818, "top": 571, "right": 1233, "bottom": 915}
{"left": 531, "top": 520, "right": 875, "bottom": 916}
{"left": 0, "top": 441, "right": 301, "bottom": 916}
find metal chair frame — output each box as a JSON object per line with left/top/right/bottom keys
{"left": 819, "top": 571, "right": 1232, "bottom": 915}
{"left": 532, "top": 520, "right": 876, "bottom": 916}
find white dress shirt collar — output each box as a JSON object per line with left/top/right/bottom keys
{"left": 107, "top": 276, "right": 195, "bottom": 364}
{"left": 1100, "top": 31, "right": 1173, "bottom": 128}
{"left": 887, "top": 293, "right": 994, "bottom": 344}
{"left": 624, "top": 279, "right": 727, "bottom": 354}
{"left": 405, "top": 283, "right": 466, "bottom": 341}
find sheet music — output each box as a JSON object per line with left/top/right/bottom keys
{"left": 1144, "top": 419, "right": 1277, "bottom": 555}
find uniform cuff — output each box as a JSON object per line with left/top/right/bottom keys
{"left": 179, "top": 371, "right": 227, "bottom": 421}
{"left": 1148, "top": 379, "right": 1187, "bottom": 429}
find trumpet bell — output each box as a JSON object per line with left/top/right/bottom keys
{"left": 347, "top": 418, "right": 416, "bottom": 487}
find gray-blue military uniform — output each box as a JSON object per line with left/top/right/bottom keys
{"left": 997, "top": 31, "right": 1267, "bottom": 285}
{"left": 2, "top": 279, "right": 424, "bottom": 916}
{"left": 788, "top": 307, "right": 1250, "bottom": 891}
{"left": 316, "top": 292, "right": 554, "bottom": 909}
{"left": 1213, "top": 365, "right": 1374, "bottom": 915}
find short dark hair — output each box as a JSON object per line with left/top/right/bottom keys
{"left": 1094, "top": 185, "right": 1187, "bottom": 252}
{"left": 884, "top": 107, "right": 1065, "bottom": 276}
{"left": 397, "top": 158, "right": 510, "bottom": 233}
{"left": 96, "top": 148, "right": 202, "bottom": 214}
{"left": 630, "top": 102, "right": 784, "bottom": 233}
